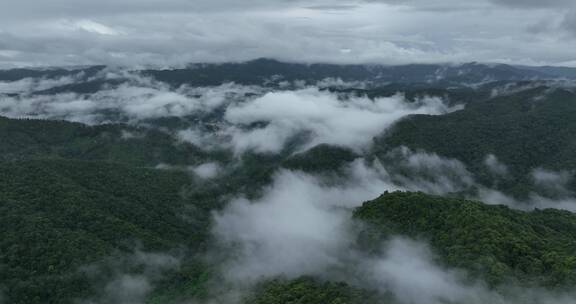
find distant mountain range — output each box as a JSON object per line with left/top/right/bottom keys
{"left": 2, "top": 59, "right": 576, "bottom": 88}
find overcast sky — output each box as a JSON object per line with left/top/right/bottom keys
{"left": 1, "top": 0, "right": 576, "bottom": 68}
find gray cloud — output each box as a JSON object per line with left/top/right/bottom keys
{"left": 484, "top": 154, "right": 509, "bottom": 177}
{"left": 368, "top": 0, "right": 573, "bottom": 10}
{"left": 1, "top": 0, "right": 576, "bottom": 67}
{"left": 488, "top": 0, "right": 574, "bottom": 9}
{"left": 561, "top": 9, "right": 576, "bottom": 37}
{"left": 532, "top": 168, "right": 573, "bottom": 196}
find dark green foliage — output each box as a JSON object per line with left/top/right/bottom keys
{"left": 2, "top": 61, "right": 572, "bottom": 88}
{"left": 146, "top": 262, "right": 213, "bottom": 304}
{"left": 0, "top": 66, "right": 105, "bottom": 82}
{"left": 3, "top": 75, "right": 576, "bottom": 304}
{"left": 33, "top": 79, "right": 122, "bottom": 95}
{"left": 0, "top": 159, "right": 212, "bottom": 304}
{"left": 354, "top": 191, "right": 576, "bottom": 287}
{"left": 0, "top": 116, "right": 208, "bottom": 166}
{"left": 522, "top": 66, "right": 576, "bottom": 79}
{"left": 283, "top": 144, "right": 359, "bottom": 173}
{"left": 376, "top": 88, "right": 576, "bottom": 198}
{"left": 143, "top": 59, "right": 553, "bottom": 87}
{"left": 324, "top": 85, "right": 485, "bottom": 106}
{"left": 244, "top": 277, "right": 388, "bottom": 304}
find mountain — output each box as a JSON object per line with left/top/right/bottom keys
{"left": 244, "top": 277, "right": 388, "bottom": 304}
{"left": 375, "top": 86, "right": 576, "bottom": 198}
{"left": 522, "top": 66, "right": 576, "bottom": 79}
{"left": 2, "top": 59, "right": 576, "bottom": 304}
{"left": 0, "top": 159, "right": 211, "bottom": 304}
{"left": 0, "top": 116, "right": 209, "bottom": 166}
{"left": 144, "top": 59, "right": 560, "bottom": 87}
{"left": 3, "top": 59, "right": 575, "bottom": 95}
{"left": 354, "top": 191, "right": 576, "bottom": 287}
{"left": 0, "top": 66, "right": 105, "bottom": 82}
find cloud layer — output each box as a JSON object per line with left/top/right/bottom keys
{"left": 1, "top": 0, "right": 576, "bottom": 67}
{"left": 210, "top": 156, "right": 576, "bottom": 303}
{"left": 224, "top": 89, "right": 457, "bottom": 153}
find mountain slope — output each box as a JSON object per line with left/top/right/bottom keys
{"left": 0, "top": 159, "right": 212, "bottom": 304}
{"left": 0, "top": 116, "right": 208, "bottom": 166}
{"left": 144, "top": 59, "right": 554, "bottom": 87}
{"left": 244, "top": 277, "right": 387, "bottom": 304}
{"left": 354, "top": 191, "right": 576, "bottom": 287}
{"left": 375, "top": 87, "right": 576, "bottom": 198}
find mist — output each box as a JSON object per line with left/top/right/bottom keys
{"left": 209, "top": 154, "right": 576, "bottom": 304}
{"left": 0, "top": 71, "right": 263, "bottom": 124}
{"left": 2, "top": 68, "right": 576, "bottom": 304}
{"left": 0, "top": 76, "right": 78, "bottom": 94}
{"left": 3, "top": 0, "right": 576, "bottom": 303}
{"left": 78, "top": 251, "right": 181, "bottom": 304}
{"left": 212, "top": 161, "right": 395, "bottom": 284}
{"left": 223, "top": 89, "right": 458, "bottom": 153}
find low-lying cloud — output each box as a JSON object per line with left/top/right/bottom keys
{"left": 79, "top": 250, "right": 180, "bottom": 304}
{"left": 361, "top": 238, "right": 500, "bottom": 304}
{"left": 0, "top": 76, "right": 78, "bottom": 94}
{"left": 385, "top": 147, "right": 475, "bottom": 194}
{"left": 191, "top": 162, "right": 222, "bottom": 179}
{"left": 0, "top": 73, "right": 262, "bottom": 124}
{"left": 3, "top": 70, "right": 576, "bottom": 304}
{"left": 1, "top": 0, "right": 576, "bottom": 67}
{"left": 1, "top": 73, "right": 460, "bottom": 154}
{"left": 223, "top": 89, "right": 459, "bottom": 153}
{"left": 212, "top": 161, "right": 395, "bottom": 284}
{"left": 210, "top": 153, "right": 576, "bottom": 303}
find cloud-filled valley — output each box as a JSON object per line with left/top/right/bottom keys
{"left": 2, "top": 60, "right": 576, "bottom": 304}
{"left": 4, "top": 0, "right": 576, "bottom": 302}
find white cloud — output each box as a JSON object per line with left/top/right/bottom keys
{"left": 532, "top": 168, "right": 572, "bottom": 189}
{"left": 484, "top": 154, "right": 509, "bottom": 176}
{"left": 224, "top": 88, "right": 457, "bottom": 154}
{"left": 210, "top": 156, "right": 576, "bottom": 303}
{"left": 212, "top": 160, "right": 398, "bottom": 283}
{"left": 191, "top": 162, "right": 221, "bottom": 179}
{"left": 0, "top": 72, "right": 263, "bottom": 124}
{"left": 0, "top": 76, "right": 78, "bottom": 94}
{"left": 384, "top": 147, "right": 475, "bottom": 194}
{"left": 80, "top": 251, "right": 180, "bottom": 304}
{"left": 100, "top": 275, "right": 151, "bottom": 304}
{"left": 363, "top": 238, "right": 500, "bottom": 304}
{"left": 65, "top": 19, "right": 123, "bottom": 36}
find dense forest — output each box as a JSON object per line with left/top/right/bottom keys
{"left": 376, "top": 87, "right": 576, "bottom": 199}
{"left": 355, "top": 192, "right": 576, "bottom": 287}
{"left": 1, "top": 61, "right": 576, "bottom": 303}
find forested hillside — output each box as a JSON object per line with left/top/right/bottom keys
{"left": 355, "top": 192, "right": 576, "bottom": 287}
{"left": 0, "top": 159, "right": 214, "bottom": 303}
{"left": 376, "top": 87, "right": 576, "bottom": 198}
{"left": 1, "top": 60, "right": 576, "bottom": 304}
{"left": 0, "top": 117, "right": 208, "bottom": 166}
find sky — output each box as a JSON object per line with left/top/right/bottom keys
{"left": 1, "top": 0, "right": 576, "bottom": 67}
